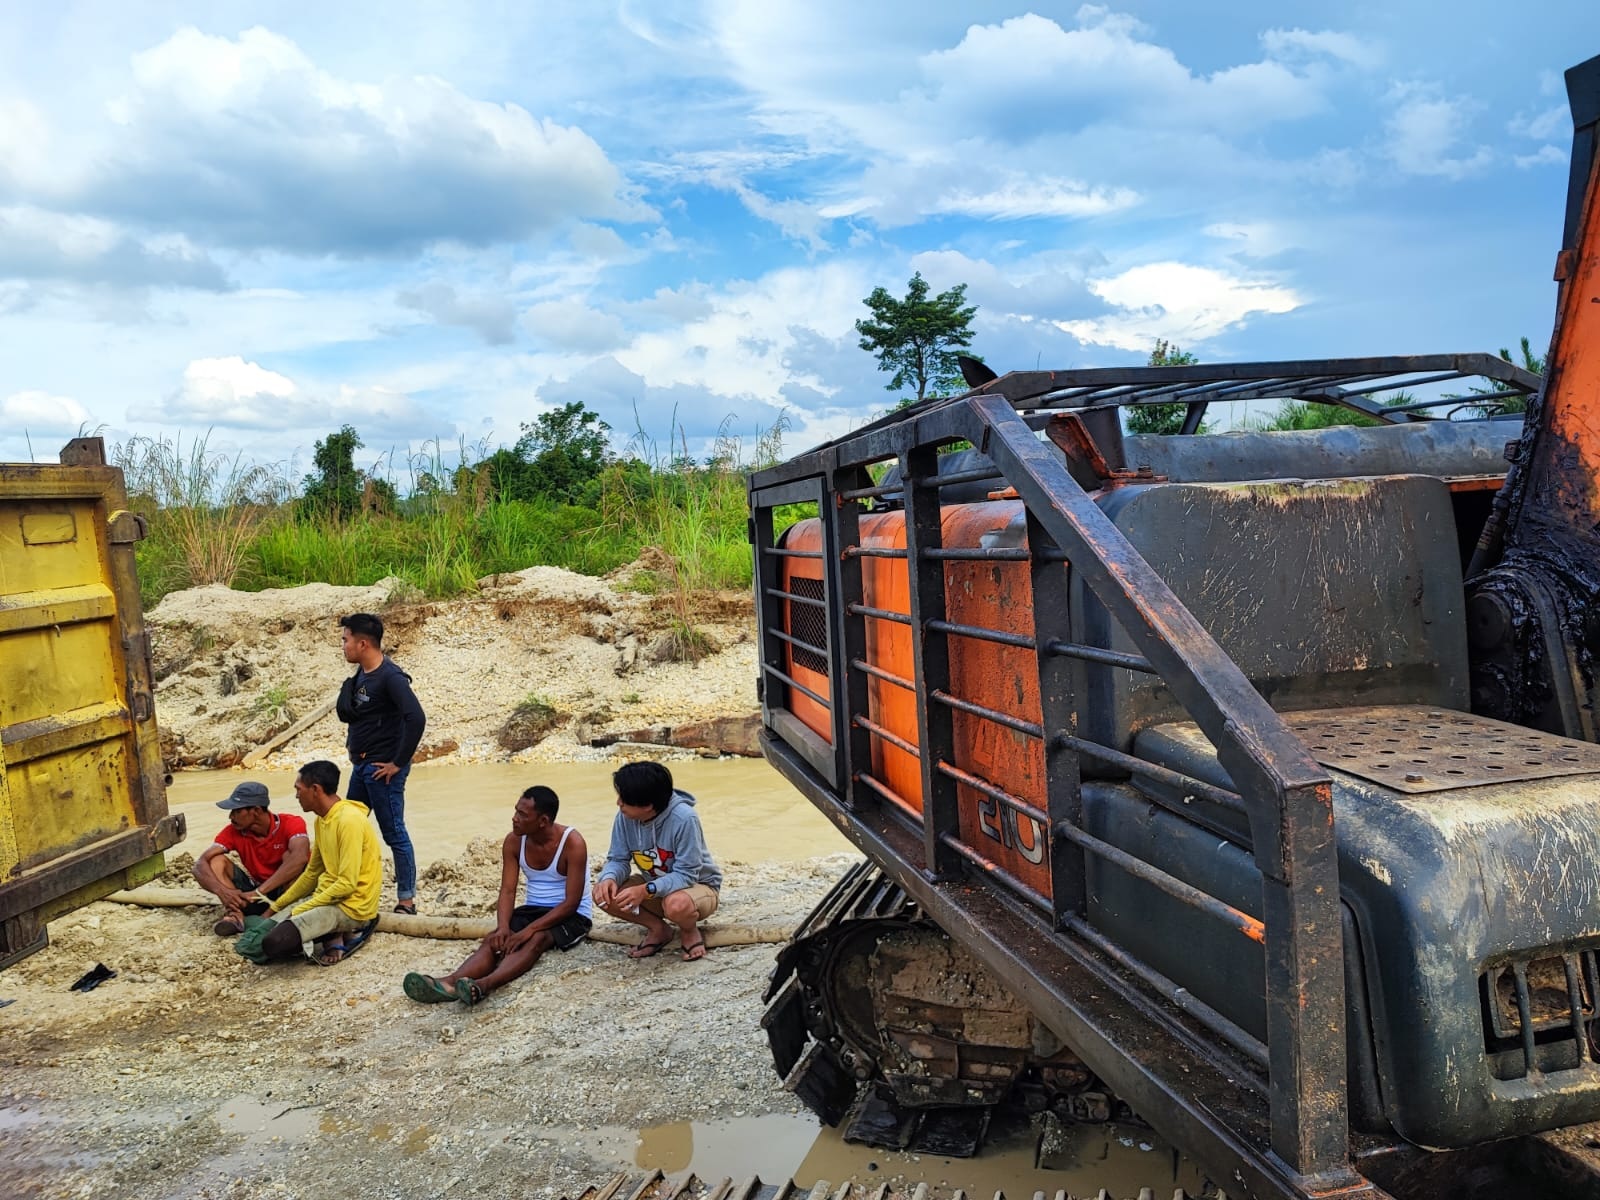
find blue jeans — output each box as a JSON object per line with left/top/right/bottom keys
{"left": 348, "top": 761, "right": 416, "bottom": 902}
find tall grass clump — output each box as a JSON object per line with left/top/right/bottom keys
{"left": 248, "top": 462, "right": 636, "bottom": 598}
{"left": 604, "top": 411, "right": 786, "bottom": 594}
{"left": 116, "top": 432, "right": 289, "bottom": 604}
{"left": 126, "top": 411, "right": 793, "bottom": 607}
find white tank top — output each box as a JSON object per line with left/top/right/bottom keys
{"left": 520, "top": 826, "right": 593, "bottom": 917}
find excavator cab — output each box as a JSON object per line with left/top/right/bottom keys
{"left": 749, "top": 52, "right": 1600, "bottom": 1200}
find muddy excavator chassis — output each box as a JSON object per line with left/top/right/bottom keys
{"left": 761, "top": 739, "right": 1600, "bottom": 1200}
{"left": 763, "top": 861, "right": 1123, "bottom": 1159}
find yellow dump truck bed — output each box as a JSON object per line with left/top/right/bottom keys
{"left": 0, "top": 437, "right": 184, "bottom": 968}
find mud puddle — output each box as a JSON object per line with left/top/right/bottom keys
{"left": 164, "top": 758, "right": 850, "bottom": 867}
{"left": 572, "top": 1111, "right": 1211, "bottom": 1197}
{"left": 215, "top": 1097, "right": 324, "bottom": 1143}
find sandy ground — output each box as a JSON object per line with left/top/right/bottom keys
{"left": 1, "top": 842, "right": 863, "bottom": 1200}
{"left": 3, "top": 570, "right": 843, "bottom": 1199}
{"left": 146, "top": 562, "right": 759, "bottom": 768}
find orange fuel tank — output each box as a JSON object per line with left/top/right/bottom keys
{"left": 779, "top": 501, "right": 1052, "bottom": 900}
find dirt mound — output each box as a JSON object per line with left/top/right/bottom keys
{"left": 146, "top": 565, "right": 758, "bottom": 770}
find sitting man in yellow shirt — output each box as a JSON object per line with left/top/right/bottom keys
{"left": 259, "top": 760, "right": 384, "bottom": 965}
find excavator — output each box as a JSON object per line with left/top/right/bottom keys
{"left": 746, "top": 52, "right": 1600, "bottom": 1199}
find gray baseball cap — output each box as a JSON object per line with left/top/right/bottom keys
{"left": 216, "top": 781, "right": 271, "bottom": 810}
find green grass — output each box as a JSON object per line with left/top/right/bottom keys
{"left": 244, "top": 498, "right": 641, "bottom": 596}
{"left": 129, "top": 417, "right": 784, "bottom": 606}
{"left": 251, "top": 684, "right": 293, "bottom": 725}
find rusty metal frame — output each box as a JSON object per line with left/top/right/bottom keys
{"left": 747, "top": 394, "right": 1368, "bottom": 1197}
{"left": 754, "top": 357, "right": 1542, "bottom": 491}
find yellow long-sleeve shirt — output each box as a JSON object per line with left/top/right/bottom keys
{"left": 268, "top": 799, "right": 382, "bottom": 921}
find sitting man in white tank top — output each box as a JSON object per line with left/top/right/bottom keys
{"left": 402, "top": 785, "right": 592, "bottom": 1006}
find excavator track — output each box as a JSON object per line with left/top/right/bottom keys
{"left": 564, "top": 1170, "right": 1200, "bottom": 1200}
{"left": 762, "top": 863, "right": 1129, "bottom": 1160}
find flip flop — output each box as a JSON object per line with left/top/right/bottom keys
{"left": 213, "top": 916, "right": 245, "bottom": 937}
{"left": 315, "top": 941, "right": 347, "bottom": 967}
{"left": 455, "top": 978, "right": 485, "bottom": 1007}
{"left": 680, "top": 934, "right": 708, "bottom": 962}
{"left": 403, "top": 972, "right": 456, "bottom": 1004}
{"left": 627, "top": 936, "right": 671, "bottom": 959}
{"left": 306, "top": 918, "right": 379, "bottom": 968}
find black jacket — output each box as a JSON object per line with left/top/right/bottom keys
{"left": 336, "top": 657, "right": 426, "bottom": 768}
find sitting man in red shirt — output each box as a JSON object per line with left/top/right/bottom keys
{"left": 193, "top": 781, "right": 311, "bottom": 936}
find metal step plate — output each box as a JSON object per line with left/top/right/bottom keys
{"left": 1284, "top": 706, "right": 1600, "bottom": 794}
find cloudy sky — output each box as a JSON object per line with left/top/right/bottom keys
{"left": 1, "top": 3, "right": 1595, "bottom": 477}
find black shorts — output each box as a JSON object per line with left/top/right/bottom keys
{"left": 229, "top": 865, "right": 285, "bottom": 914}
{"left": 509, "top": 904, "right": 592, "bottom": 951}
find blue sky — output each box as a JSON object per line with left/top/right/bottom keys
{"left": 1, "top": 3, "right": 1595, "bottom": 476}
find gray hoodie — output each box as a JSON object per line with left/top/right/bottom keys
{"left": 597, "top": 790, "right": 722, "bottom": 895}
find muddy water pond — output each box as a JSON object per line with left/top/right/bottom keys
{"left": 205, "top": 1102, "right": 1207, "bottom": 1197}
{"left": 574, "top": 1110, "right": 1208, "bottom": 1197}
{"left": 165, "top": 757, "right": 852, "bottom": 866}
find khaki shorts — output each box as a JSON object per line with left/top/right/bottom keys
{"left": 623, "top": 874, "right": 719, "bottom": 920}
{"left": 283, "top": 905, "right": 370, "bottom": 959}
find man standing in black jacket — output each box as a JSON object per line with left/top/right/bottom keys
{"left": 336, "top": 612, "right": 427, "bottom": 914}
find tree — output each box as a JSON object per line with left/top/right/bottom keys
{"left": 856, "top": 273, "right": 978, "bottom": 405}
{"left": 1467, "top": 336, "right": 1545, "bottom": 417}
{"left": 487, "top": 402, "right": 613, "bottom": 504}
{"left": 1255, "top": 399, "right": 1384, "bottom": 431}
{"left": 1124, "top": 339, "right": 1199, "bottom": 436}
{"left": 298, "top": 425, "right": 394, "bottom": 519}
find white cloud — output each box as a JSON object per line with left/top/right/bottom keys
{"left": 1204, "top": 221, "right": 1294, "bottom": 258}
{"left": 616, "top": 261, "right": 869, "bottom": 404}
{"left": 907, "top": 247, "right": 1101, "bottom": 319}
{"left": 132, "top": 355, "right": 431, "bottom": 438}
{"left": 0, "top": 204, "right": 229, "bottom": 289}
{"left": 0, "top": 389, "right": 91, "bottom": 434}
{"left": 153, "top": 356, "right": 298, "bottom": 428}
{"left": 1511, "top": 103, "right": 1570, "bottom": 142}
{"left": 700, "top": 6, "right": 1365, "bottom": 236}
{"left": 618, "top": 284, "right": 717, "bottom": 325}
{"left": 78, "top": 26, "right": 654, "bottom": 255}
{"left": 396, "top": 282, "right": 517, "bottom": 345}
{"left": 728, "top": 183, "right": 833, "bottom": 250}
{"left": 1384, "top": 85, "right": 1493, "bottom": 179}
{"left": 1260, "top": 29, "right": 1381, "bottom": 69}
{"left": 1056, "top": 262, "right": 1301, "bottom": 351}
{"left": 569, "top": 223, "right": 634, "bottom": 261}
{"left": 523, "top": 299, "right": 629, "bottom": 354}
{"left": 1515, "top": 145, "right": 1567, "bottom": 169}
{"left": 927, "top": 177, "right": 1139, "bottom": 221}
{"left": 916, "top": 11, "right": 1331, "bottom": 140}
{"left": 0, "top": 98, "right": 53, "bottom": 193}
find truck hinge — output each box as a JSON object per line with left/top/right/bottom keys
{"left": 108, "top": 510, "right": 149, "bottom": 544}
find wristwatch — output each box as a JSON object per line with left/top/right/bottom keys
{"left": 645, "top": 881, "right": 657, "bottom": 896}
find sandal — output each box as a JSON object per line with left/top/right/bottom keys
{"left": 315, "top": 941, "right": 347, "bottom": 967}
{"left": 627, "top": 936, "right": 671, "bottom": 959}
{"left": 455, "top": 978, "right": 485, "bottom": 1007}
{"left": 680, "top": 934, "right": 708, "bottom": 962}
{"left": 393, "top": 901, "right": 417, "bottom": 915}
{"left": 403, "top": 972, "right": 456, "bottom": 1004}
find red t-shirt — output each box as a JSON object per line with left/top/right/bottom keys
{"left": 212, "top": 812, "right": 308, "bottom": 883}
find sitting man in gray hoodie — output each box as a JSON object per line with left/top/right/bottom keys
{"left": 592, "top": 761, "right": 723, "bottom": 962}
